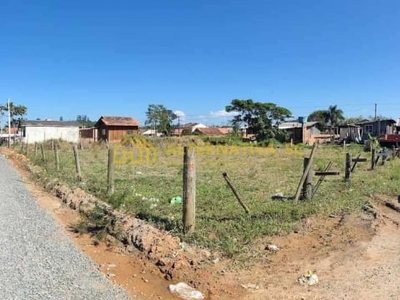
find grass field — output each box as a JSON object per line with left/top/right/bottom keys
{"left": 23, "top": 137, "right": 400, "bottom": 258}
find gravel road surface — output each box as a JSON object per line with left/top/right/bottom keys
{"left": 0, "top": 154, "right": 131, "bottom": 300}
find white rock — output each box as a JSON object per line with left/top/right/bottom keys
{"left": 241, "top": 283, "right": 259, "bottom": 290}
{"left": 169, "top": 282, "right": 204, "bottom": 300}
{"left": 266, "top": 244, "right": 280, "bottom": 251}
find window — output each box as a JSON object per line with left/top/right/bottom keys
{"left": 365, "top": 125, "right": 373, "bottom": 134}
{"left": 101, "top": 129, "right": 106, "bottom": 135}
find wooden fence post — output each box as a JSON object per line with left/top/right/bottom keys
{"left": 182, "top": 146, "right": 196, "bottom": 235}
{"left": 54, "top": 144, "right": 60, "bottom": 171}
{"left": 345, "top": 153, "right": 351, "bottom": 182}
{"left": 302, "top": 157, "right": 313, "bottom": 200}
{"left": 294, "top": 143, "right": 317, "bottom": 202}
{"left": 73, "top": 145, "right": 82, "bottom": 181}
{"left": 107, "top": 147, "right": 115, "bottom": 194}
{"left": 20, "top": 141, "right": 24, "bottom": 153}
{"left": 34, "top": 142, "right": 38, "bottom": 159}
{"left": 371, "top": 148, "right": 375, "bottom": 170}
{"left": 40, "top": 144, "right": 46, "bottom": 162}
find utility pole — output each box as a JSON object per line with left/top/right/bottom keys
{"left": 7, "top": 99, "right": 11, "bottom": 148}
{"left": 374, "top": 103, "right": 377, "bottom": 121}
{"left": 0, "top": 110, "right": 3, "bottom": 136}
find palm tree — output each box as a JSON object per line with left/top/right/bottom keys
{"left": 327, "top": 105, "right": 345, "bottom": 134}
{"left": 327, "top": 105, "right": 344, "bottom": 126}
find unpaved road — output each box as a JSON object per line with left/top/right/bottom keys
{"left": 0, "top": 154, "right": 131, "bottom": 300}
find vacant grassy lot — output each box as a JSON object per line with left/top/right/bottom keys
{"left": 23, "top": 137, "right": 400, "bottom": 258}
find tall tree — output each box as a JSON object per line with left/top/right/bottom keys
{"left": 145, "top": 104, "right": 178, "bottom": 135}
{"left": 0, "top": 101, "right": 27, "bottom": 128}
{"left": 307, "top": 110, "right": 330, "bottom": 126}
{"left": 307, "top": 105, "right": 345, "bottom": 127}
{"left": 225, "top": 99, "right": 291, "bottom": 141}
{"left": 327, "top": 105, "right": 345, "bottom": 127}
{"left": 76, "top": 115, "right": 95, "bottom": 127}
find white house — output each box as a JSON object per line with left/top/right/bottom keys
{"left": 182, "top": 122, "right": 207, "bottom": 133}
{"left": 141, "top": 129, "right": 164, "bottom": 137}
{"left": 21, "top": 120, "right": 81, "bottom": 144}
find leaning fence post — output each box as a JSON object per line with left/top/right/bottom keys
{"left": 345, "top": 153, "right": 351, "bottom": 182}
{"left": 107, "top": 147, "right": 115, "bottom": 194}
{"left": 294, "top": 143, "right": 317, "bottom": 203}
{"left": 301, "top": 157, "right": 313, "bottom": 200}
{"left": 73, "top": 145, "right": 82, "bottom": 181}
{"left": 182, "top": 146, "right": 196, "bottom": 235}
{"left": 223, "top": 172, "right": 250, "bottom": 214}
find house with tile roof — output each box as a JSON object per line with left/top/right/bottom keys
{"left": 94, "top": 116, "right": 140, "bottom": 142}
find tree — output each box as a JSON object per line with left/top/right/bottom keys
{"left": 0, "top": 101, "right": 27, "bottom": 128}
{"left": 327, "top": 105, "right": 345, "bottom": 127}
{"left": 76, "top": 115, "right": 95, "bottom": 127}
{"left": 145, "top": 104, "right": 177, "bottom": 135}
{"left": 342, "top": 115, "right": 365, "bottom": 125}
{"left": 307, "top": 105, "right": 345, "bottom": 128}
{"left": 225, "top": 99, "right": 292, "bottom": 141}
{"left": 307, "top": 110, "right": 330, "bottom": 126}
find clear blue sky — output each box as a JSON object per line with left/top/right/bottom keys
{"left": 1, "top": 0, "right": 399, "bottom": 126}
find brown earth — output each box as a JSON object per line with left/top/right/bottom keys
{"left": 2, "top": 147, "right": 400, "bottom": 300}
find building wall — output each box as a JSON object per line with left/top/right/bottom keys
{"left": 360, "top": 121, "right": 395, "bottom": 142}
{"left": 23, "top": 126, "right": 80, "bottom": 143}
{"left": 80, "top": 128, "right": 97, "bottom": 142}
{"left": 301, "top": 125, "right": 322, "bottom": 145}
{"left": 97, "top": 125, "right": 139, "bottom": 142}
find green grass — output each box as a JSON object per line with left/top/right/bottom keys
{"left": 22, "top": 137, "right": 400, "bottom": 258}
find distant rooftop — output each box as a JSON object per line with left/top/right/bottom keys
{"left": 22, "top": 120, "right": 81, "bottom": 127}
{"left": 95, "top": 116, "right": 140, "bottom": 126}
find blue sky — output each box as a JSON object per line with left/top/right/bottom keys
{"left": 1, "top": 0, "right": 400, "bottom": 126}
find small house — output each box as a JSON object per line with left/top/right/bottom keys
{"left": 172, "top": 128, "right": 184, "bottom": 136}
{"left": 181, "top": 123, "right": 207, "bottom": 134}
{"left": 141, "top": 129, "right": 164, "bottom": 137}
{"left": 94, "top": 116, "right": 140, "bottom": 142}
{"left": 21, "top": 120, "right": 81, "bottom": 143}
{"left": 338, "top": 124, "right": 362, "bottom": 143}
{"left": 193, "top": 127, "right": 226, "bottom": 136}
{"left": 355, "top": 119, "right": 396, "bottom": 142}
{"left": 278, "top": 121, "right": 321, "bottom": 145}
